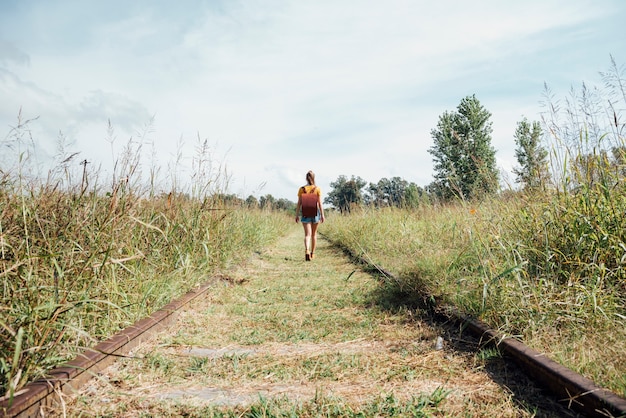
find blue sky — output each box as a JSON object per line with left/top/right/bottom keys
{"left": 1, "top": 0, "right": 624, "bottom": 200}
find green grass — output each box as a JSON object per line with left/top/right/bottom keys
{"left": 322, "top": 197, "right": 626, "bottom": 397}
{"left": 61, "top": 228, "right": 542, "bottom": 417}
{"left": 0, "top": 126, "right": 291, "bottom": 400}
{"left": 4, "top": 58, "right": 624, "bottom": 413}
{"left": 0, "top": 184, "right": 289, "bottom": 397}
{"left": 70, "top": 390, "right": 450, "bottom": 417}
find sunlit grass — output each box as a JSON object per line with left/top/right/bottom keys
{"left": 0, "top": 120, "right": 291, "bottom": 400}
{"left": 323, "top": 193, "right": 626, "bottom": 397}
{"left": 62, "top": 228, "right": 536, "bottom": 417}
{"left": 323, "top": 59, "right": 626, "bottom": 396}
{"left": 69, "top": 390, "right": 450, "bottom": 418}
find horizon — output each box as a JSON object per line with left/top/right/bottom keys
{"left": 1, "top": 1, "right": 625, "bottom": 200}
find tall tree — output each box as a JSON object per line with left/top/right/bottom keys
{"left": 367, "top": 177, "right": 420, "bottom": 208}
{"left": 513, "top": 118, "right": 549, "bottom": 191}
{"left": 325, "top": 175, "right": 367, "bottom": 213}
{"left": 428, "top": 95, "right": 499, "bottom": 200}
{"left": 404, "top": 183, "right": 428, "bottom": 208}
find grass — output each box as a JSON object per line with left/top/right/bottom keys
{"left": 58, "top": 227, "right": 555, "bottom": 417}
{"left": 322, "top": 60, "right": 626, "bottom": 397}
{"left": 322, "top": 198, "right": 626, "bottom": 397}
{"left": 0, "top": 121, "right": 291, "bottom": 401}
{"left": 68, "top": 391, "right": 450, "bottom": 418}
{"left": 4, "top": 58, "right": 624, "bottom": 415}
{"left": 0, "top": 182, "right": 289, "bottom": 395}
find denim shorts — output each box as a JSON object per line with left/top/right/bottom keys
{"left": 300, "top": 214, "right": 321, "bottom": 224}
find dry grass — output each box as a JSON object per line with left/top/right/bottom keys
{"left": 0, "top": 119, "right": 291, "bottom": 400}
{"left": 322, "top": 201, "right": 626, "bottom": 399}
{"left": 57, "top": 227, "right": 575, "bottom": 417}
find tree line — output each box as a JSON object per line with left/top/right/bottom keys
{"left": 245, "top": 78, "right": 626, "bottom": 213}
{"left": 324, "top": 94, "right": 546, "bottom": 212}
{"left": 326, "top": 91, "right": 625, "bottom": 212}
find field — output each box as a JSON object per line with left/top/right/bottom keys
{"left": 322, "top": 197, "right": 626, "bottom": 398}
{"left": 2, "top": 169, "right": 625, "bottom": 407}
{"left": 2, "top": 59, "right": 626, "bottom": 409}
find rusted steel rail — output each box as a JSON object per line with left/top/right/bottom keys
{"left": 3, "top": 251, "right": 626, "bottom": 417}
{"left": 459, "top": 312, "right": 626, "bottom": 418}
{"left": 335, "top": 242, "right": 626, "bottom": 418}
{"left": 1, "top": 278, "right": 217, "bottom": 418}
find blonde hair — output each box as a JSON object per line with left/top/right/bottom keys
{"left": 306, "top": 170, "right": 316, "bottom": 186}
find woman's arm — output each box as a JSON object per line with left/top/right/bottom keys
{"left": 295, "top": 196, "right": 301, "bottom": 223}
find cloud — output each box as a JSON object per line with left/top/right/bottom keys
{"left": 0, "top": 40, "right": 30, "bottom": 67}
{"left": 1, "top": 0, "right": 624, "bottom": 200}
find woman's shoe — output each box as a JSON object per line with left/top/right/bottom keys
{"left": 310, "top": 253, "right": 315, "bottom": 260}
{"left": 305, "top": 252, "right": 311, "bottom": 261}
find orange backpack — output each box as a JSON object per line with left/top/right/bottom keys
{"left": 300, "top": 186, "right": 318, "bottom": 217}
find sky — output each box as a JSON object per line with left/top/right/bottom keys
{"left": 1, "top": 0, "right": 624, "bottom": 201}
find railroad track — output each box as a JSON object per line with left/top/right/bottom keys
{"left": 0, "top": 279, "right": 218, "bottom": 418}
{"left": 2, "top": 261, "right": 625, "bottom": 417}
{"left": 331, "top": 242, "right": 626, "bottom": 418}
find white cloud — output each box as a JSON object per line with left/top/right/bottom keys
{"left": 1, "top": 0, "right": 624, "bottom": 199}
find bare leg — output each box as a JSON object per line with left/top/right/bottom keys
{"left": 302, "top": 222, "right": 312, "bottom": 255}
{"left": 310, "top": 222, "right": 319, "bottom": 256}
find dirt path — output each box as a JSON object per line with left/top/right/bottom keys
{"left": 60, "top": 227, "right": 569, "bottom": 417}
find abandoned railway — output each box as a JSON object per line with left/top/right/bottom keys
{"left": 0, "top": 230, "right": 626, "bottom": 417}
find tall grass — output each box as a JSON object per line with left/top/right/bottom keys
{"left": 0, "top": 119, "right": 290, "bottom": 400}
{"left": 323, "top": 58, "right": 626, "bottom": 396}
{"left": 324, "top": 196, "right": 626, "bottom": 396}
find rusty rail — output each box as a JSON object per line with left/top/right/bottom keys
{"left": 3, "top": 249, "right": 626, "bottom": 417}
{"left": 334, "top": 240, "right": 626, "bottom": 418}
{"left": 1, "top": 278, "right": 217, "bottom": 417}
{"left": 460, "top": 312, "right": 626, "bottom": 417}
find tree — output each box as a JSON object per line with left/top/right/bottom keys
{"left": 611, "top": 146, "right": 626, "bottom": 179}
{"left": 404, "top": 183, "right": 428, "bottom": 208}
{"left": 513, "top": 118, "right": 549, "bottom": 191}
{"left": 367, "top": 177, "right": 422, "bottom": 208}
{"left": 245, "top": 195, "right": 259, "bottom": 208}
{"left": 428, "top": 95, "right": 499, "bottom": 200}
{"left": 325, "top": 175, "right": 367, "bottom": 213}
{"left": 275, "top": 198, "right": 296, "bottom": 212}
{"left": 259, "top": 194, "right": 276, "bottom": 209}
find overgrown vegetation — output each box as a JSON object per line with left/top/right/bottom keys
{"left": 62, "top": 226, "right": 547, "bottom": 417}
{"left": 323, "top": 58, "right": 626, "bottom": 396}
{"left": 0, "top": 123, "right": 290, "bottom": 401}
{"left": 428, "top": 94, "right": 499, "bottom": 200}
{"left": 2, "top": 57, "right": 625, "bottom": 412}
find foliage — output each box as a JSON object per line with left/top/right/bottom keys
{"left": 274, "top": 198, "right": 296, "bottom": 212}
{"left": 541, "top": 56, "right": 626, "bottom": 189}
{"left": 322, "top": 58, "right": 626, "bottom": 397}
{"left": 324, "top": 175, "right": 367, "bottom": 213}
{"left": 325, "top": 176, "right": 428, "bottom": 211}
{"left": 259, "top": 194, "right": 276, "bottom": 209}
{"left": 513, "top": 118, "right": 549, "bottom": 191}
{"left": 367, "top": 176, "right": 426, "bottom": 208}
{"left": 245, "top": 195, "right": 259, "bottom": 208}
{"left": 522, "top": 57, "right": 626, "bottom": 291}
{"left": 428, "top": 95, "right": 499, "bottom": 200}
{"left": 0, "top": 120, "right": 290, "bottom": 399}
{"left": 323, "top": 199, "right": 626, "bottom": 397}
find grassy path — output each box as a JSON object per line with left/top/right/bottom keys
{"left": 63, "top": 226, "right": 567, "bottom": 417}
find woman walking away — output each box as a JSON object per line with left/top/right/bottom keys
{"left": 295, "top": 170, "right": 325, "bottom": 261}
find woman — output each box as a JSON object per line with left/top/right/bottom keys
{"left": 295, "top": 170, "right": 325, "bottom": 261}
